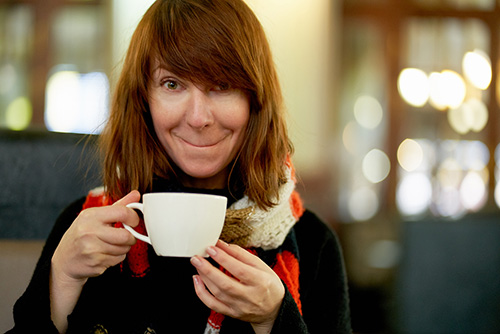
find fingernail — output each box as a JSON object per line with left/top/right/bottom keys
{"left": 192, "top": 275, "right": 200, "bottom": 285}
{"left": 206, "top": 246, "right": 217, "bottom": 257}
{"left": 190, "top": 256, "right": 202, "bottom": 267}
{"left": 218, "top": 239, "right": 229, "bottom": 247}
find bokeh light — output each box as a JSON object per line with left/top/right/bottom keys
{"left": 367, "top": 240, "right": 401, "bottom": 269}
{"left": 397, "top": 68, "right": 429, "bottom": 107}
{"left": 353, "top": 95, "right": 383, "bottom": 129}
{"left": 397, "top": 138, "right": 423, "bottom": 172}
{"left": 448, "top": 98, "right": 488, "bottom": 134}
{"left": 437, "top": 158, "right": 462, "bottom": 188}
{"left": 462, "top": 49, "right": 492, "bottom": 90}
{"left": 429, "top": 70, "right": 466, "bottom": 110}
{"left": 349, "top": 187, "right": 379, "bottom": 221}
{"left": 428, "top": 72, "right": 448, "bottom": 110}
{"left": 45, "top": 70, "right": 80, "bottom": 132}
{"left": 5, "top": 96, "right": 32, "bottom": 131}
{"left": 495, "top": 182, "right": 500, "bottom": 208}
{"left": 362, "top": 149, "right": 391, "bottom": 184}
{"left": 397, "top": 172, "right": 432, "bottom": 216}
{"left": 45, "top": 69, "right": 109, "bottom": 134}
{"left": 434, "top": 186, "right": 464, "bottom": 218}
{"left": 461, "top": 140, "right": 489, "bottom": 171}
{"left": 460, "top": 171, "right": 487, "bottom": 211}
{"left": 342, "top": 121, "right": 358, "bottom": 155}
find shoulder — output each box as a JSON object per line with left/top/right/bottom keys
{"left": 292, "top": 209, "right": 346, "bottom": 280}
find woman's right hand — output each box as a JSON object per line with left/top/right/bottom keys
{"left": 50, "top": 190, "right": 141, "bottom": 332}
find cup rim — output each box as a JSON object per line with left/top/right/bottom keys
{"left": 142, "top": 192, "right": 227, "bottom": 201}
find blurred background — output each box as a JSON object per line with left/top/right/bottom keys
{"left": 1, "top": 0, "right": 500, "bottom": 332}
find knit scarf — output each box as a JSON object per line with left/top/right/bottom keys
{"left": 82, "top": 162, "right": 304, "bottom": 333}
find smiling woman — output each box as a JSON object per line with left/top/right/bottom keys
{"left": 8, "top": 1, "right": 351, "bottom": 333}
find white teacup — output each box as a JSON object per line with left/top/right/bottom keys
{"left": 124, "top": 192, "right": 227, "bottom": 257}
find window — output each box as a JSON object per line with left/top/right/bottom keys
{"left": 0, "top": 0, "right": 110, "bottom": 133}
{"left": 341, "top": 0, "right": 500, "bottom": 219}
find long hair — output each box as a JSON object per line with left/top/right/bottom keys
{"left": 100, "top": 0, "right": 292, "bottom": 209}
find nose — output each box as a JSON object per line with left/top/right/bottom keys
{"left": 186, "top": 88, "right": 214, "bottom": 130}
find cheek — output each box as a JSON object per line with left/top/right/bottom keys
{"left": 226, "top": 97, "right": 250, "bottom": 133}
{"left": 149, "top": 97, "right": 176, "bottom": 131}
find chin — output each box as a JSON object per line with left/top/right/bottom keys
{"left": 181, "top": 164, "right": 228, "bottom": 187}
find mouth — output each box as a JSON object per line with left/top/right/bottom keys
{"left": 178, "top": 136, "right": 225, "bottom": 148}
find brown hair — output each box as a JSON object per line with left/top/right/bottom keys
{"left": 100, "top": 0, "right": 292, "bottom": 209}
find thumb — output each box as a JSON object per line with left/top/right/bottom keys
{"left": 114, "top": 190, "right": 141, "bottom": 207}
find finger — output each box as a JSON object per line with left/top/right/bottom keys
{"left": 100, "top": 243, "right": 133, "bottom": 256}
{"left": 190, "top": 256, "right": 245, "bottom": 295}
{"left": 113, "top": 190, "right": 141, "bottom": 206}
{"left": 196, "top": 267, "right": 240, "bottom": 303}
{"left": 113, "top": 190, "right": 142, "bottom": 228}
{"left": 205, "top": 245, "right": 260, "bottom": 283}
{"left": 78, "top": 205, "right": 139, "bottom": 228}
{"left": 192, "top": 275, "right": 233, "bottom": 316}
{"left": 216, "top": 240, "right": 268, "bottom": 270}
{"left": 97, "top": 224, "right": 137, "bottom": 246}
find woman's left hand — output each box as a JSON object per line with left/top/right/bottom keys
{"left": 190, "top": 240, "right": 285, "bottom": 333}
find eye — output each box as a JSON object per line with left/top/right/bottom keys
{"left": 214, "top": 82, "right": 231, "bottom": 91}
{"left": 163, "top": 80, "right": 179, "bottom": 90}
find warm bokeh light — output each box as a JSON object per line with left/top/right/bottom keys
{"left": 397, "top": 140, "right": 490, "bottom": 217}
{"left": 362, "top": 149, "right": 391, "bottom": 184}
{"left": 5, "top": 96, "right": 32, "bottom": 131}
{"left": 397, "top": 68, "right": 429, "bottom": 107}
{"left": 45, "top": 70, "right": 109, "bottom": 134}
{"left": 437, "top": 158, "right": 463, "bottom": 189}
{"left": 397, "top": 172, "right": 432, "bottom": 216}
{"left": 397, "top": 138, "right": 423, "bottom": 172}
{"left": 428, "top": 72, "right": 448, "bottom": 110}
{"left": 462, "top": 49, "right": 492, "bottom": 90}
{"left": 354, "top": 95, "right": 384, "bottom": 129}
{"left": 448, "top": 98, "right": 488, "bottom": 134}
{"left": 429, "top": 70, "right": 466, "bottom": 110}
{"left": 342, "top": 121, "right": 358, "bottom": 155}
{"left": 45, "top": 70, "right": 80, "bottom": 132}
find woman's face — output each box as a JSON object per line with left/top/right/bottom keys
{"left": 148, "top": 66, "right": 250, "bottom": 189}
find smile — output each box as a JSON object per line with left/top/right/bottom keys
{"left": 178, "top": 136, "right": 226, "bottom": 148}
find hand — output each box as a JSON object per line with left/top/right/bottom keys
{"left": 190, "top": 240, "right": 285, "bottom": 333}
{"left": 52, "top": 190, "right": 141, "bottom": 283}
{"left": 50, "top": 190, "right": 141, "bottom": 332}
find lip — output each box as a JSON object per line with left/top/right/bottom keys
{"left": 178, "top": 136, "right": 225, "bottom": 148}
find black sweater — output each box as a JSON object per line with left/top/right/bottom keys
{"left": 9, "top": 196, "right": 351, "bottom": 333}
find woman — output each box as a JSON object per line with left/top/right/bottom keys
{"left": 10, "top": 0, "right": 351, "bottom": 333}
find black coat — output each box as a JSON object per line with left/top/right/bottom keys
{"left": 9, "top": 189, "right": 351, "bottom": 333}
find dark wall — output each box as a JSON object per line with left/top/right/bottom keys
{"left": 0, "top": 130, "right": 101, "bottom": 239}
{"left": 396, "top": 214, "right": 500, "bottom": 333}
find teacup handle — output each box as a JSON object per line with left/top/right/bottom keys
{"left": 124, "top": 203, "right": 152, "bottom": 245}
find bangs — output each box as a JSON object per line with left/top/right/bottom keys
{"left": 149, "top": 0, "right": 254, "bottom": 91}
